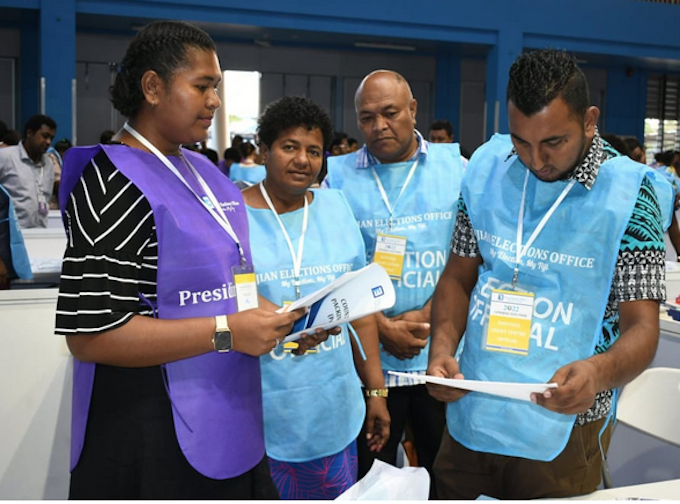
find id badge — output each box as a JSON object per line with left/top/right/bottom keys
{"left": 484, "top": 288, "right": 534, "bottom": 356}
{"left": 232, "top": 264, "right": 259, "bottom": 312}
{"left": 38, "top": 194, "right": 48, "bottom": 216}
{"left": 281, "top": 300, "right": 317, "bottom": 354}
{"left": 373, "top": 233, "right": 407, "bottom": 280}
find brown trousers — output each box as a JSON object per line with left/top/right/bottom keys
{"left": 433, "top": 417, "right": 612, "bottom": 500}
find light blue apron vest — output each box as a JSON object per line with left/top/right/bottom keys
{"left": 448, "top": 134, "right": 669, "bottom": 461}
{"left": 247, "top": 189, "right": 366, "bottom": 461}
{"left": 0, "top": 184, "right": 32, "bottom": 279}
{"left": 326, "top": 144, "right": 463, "bottom": 372}
{"left": 229, "top": 163, "right": 266, "bottom": 186}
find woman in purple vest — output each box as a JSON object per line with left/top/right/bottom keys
{"left": 55, "top": 20, "right": 331, "bottom": 499}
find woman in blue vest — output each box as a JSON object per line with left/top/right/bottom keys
{"left": 229, "top": 141, "right": 266, "bottom": 186}
{"left": 54, "top": 21, "right": 332, "bottom": 499}
{"left": 242, "top": 96, "right": 390, "bottom": 499}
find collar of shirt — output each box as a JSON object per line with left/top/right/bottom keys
{"left": 355, "top": 129, "right": 428, "bottom": 169}
{"left": 507, "top": 129, "right": 614, "bottom": 190}
{"left": 18, "top": 141, "right": 46, "bottom": 168}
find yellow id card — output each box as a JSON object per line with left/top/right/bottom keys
{"left": 484, "top": 289, "right": 534, "bottom": 356}
{"left": 373, "top": 233, "right": 407, "bottom": 280}
{"left": 232, "top": 264, "right": 259, "bottom": 312}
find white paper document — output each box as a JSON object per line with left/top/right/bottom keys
{"left": 279, "top": 262, "right": 396, "bottom": 342}
{"left": 387, "top": 371, "right": 557, "bottom": 402}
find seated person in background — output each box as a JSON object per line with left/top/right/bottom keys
{"left": 242, "top": 95, "right": 389, "bottom": 500}
{"left": 600, "top": 133, "right": 630, "bottom": 157}
{"left": 199, "top": 146, "right": 219, "bottom": 166}
{"left": 0, "top": 114, "right": 57, "bottom": 228}
{"left": 329, "top": 131, "right": 350, "bottom": 156}
{"left": 428, "top": 119, "right": 455, "bottom": 144}
{"left": 623, "top": 136, "right": 646, "bottom": 165}
{"left": 231, "top": 134, "right": 244, "bottom": 150}
{"left": 347, "top": 137, "right": 359, "bottom": 152}
{"left": 429, "top": 118, "right": 470, "bottom": 167}
{"left": 99, "top": 130, "right": 115, "bottom": 144}
{"left": 229, "top": 141, "right": 266, "bottom": 187}
{"left": 218, "top": 147, "right": 241, "bottom": 177}
{"left": 0, "top": 183, "right": 33, "bottom": 288}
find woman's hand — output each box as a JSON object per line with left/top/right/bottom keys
{"left": 229, "top": 307, "right": 307, "bottom": 356}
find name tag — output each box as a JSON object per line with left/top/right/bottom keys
{"left": 484, "top": 289, "right": 534, "bottom": 356}
{"left": 373, "top": 233, "right": 407, "bottom": 280}
{"left": 232, "top": 264, "right": 259, "bottom": 312}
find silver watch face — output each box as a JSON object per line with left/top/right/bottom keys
{"left": 214, "top": 330, "right": 232, "bottom": 352}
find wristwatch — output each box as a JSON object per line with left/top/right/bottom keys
{"left": 212, "top": 315, "right": 233, "bottom": 353}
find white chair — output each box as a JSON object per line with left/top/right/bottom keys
{"left": 602, "top": 367, "right": 680, "bottom": 488}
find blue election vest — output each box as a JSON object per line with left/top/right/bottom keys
{"left": 326, "top": 143, "right": 463, "bottom": 372}
{"left": 246, "top": 188, "right": 366, "bottom": 462}
{"left": 0, "top": 184, "right": 32, "bottom": 279}
{"left": 229, "top": 163, "right": 266, "bottom": 186}
{"left": 448, "top": 134, "right": 668, "bottom": 461}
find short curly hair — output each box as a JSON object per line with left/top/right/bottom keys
{"left": 507, "top": 49, "right": 589, "bottom": 120}
{"left": 110, "top": 20, "right": 216, "bottom": 118}
{"left": 257, "top": 96, "right": 334, "bottom": 152}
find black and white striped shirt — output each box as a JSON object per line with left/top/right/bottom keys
{"left": 56, "top": 150, "right": 158, "bottom": 335}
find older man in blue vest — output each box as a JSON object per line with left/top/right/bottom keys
{"left": 325, "top": 70, "right": 464, "bottom": 496}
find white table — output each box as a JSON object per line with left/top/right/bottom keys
{"left": 571, "top": 478, "right": 680, "bottom": 500}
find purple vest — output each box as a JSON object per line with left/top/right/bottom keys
{"left": 60, "top": 144, "right": 264, "bottom": 479}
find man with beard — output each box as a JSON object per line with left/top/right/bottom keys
{"left": 427, "top": 49, "right": 673, "bottom": 500}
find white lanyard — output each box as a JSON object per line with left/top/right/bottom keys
{"left": 259, "top": 181, "right": 309, "bottom": 299}
{"left": 371, "top": 158, "right": 419, "bottom": 231}
{"left": 514, "top": 170, "right": 576, "bottom": 287}
{"left": 123, "top": 122, "right": 247, "bottom": 264}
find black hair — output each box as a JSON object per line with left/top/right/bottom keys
{"left": 330, "top": 131, "right": 348, "bottom": 149}
{"left": 110, "top": 20, "right": 216, "bottom": 118}
{"left": 429, "top": 119, "right": 454, "bottom": 137}
{"left": 655, "top": 150, "right": 675, "bottom": 166}
{"left": 22, "top": 114, "right": 57, "bottom": 139}
{"left": 237, "top": 141, "right": 256, "bottom": 160}
{"left": 99, "top": 130, "right": 115, "bottom": 144}
{"left": 601, "top": 133, "right": 630, "bottom": 157}
{"left": 623, "top": 136, "right": 643, "bottom": 153}
{"left": 200, "top": 147, "right": 218, "bottom": 165}
{"left": 257, "top": 96, "right": 334, "bottom": 152}
{"left": 507, "top": 49, "right": 589, "bottom": 120}
{"left": 223, "top": 147, "right": 241, "bottom": 163}
{"left": 54, "top": 138, "right": 73, "bottom": 155}
{"left": 348, "top": 137, "right": 357, "bottom": 147}
{"left": 2, "top": 129, "right": 19, "bottom": 146}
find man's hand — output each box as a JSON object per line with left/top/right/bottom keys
{"left": 378, "top": 317, "right": 429, "bottom": 359}
{"left": 364, "top": 397, "right": 390, "bottom": 452}
{"left": 391, "top": 309, "right": 431, "bottom": 339}
{"left": 426, "top": 354, "right": 468, "bottom": 403}
{"left": 531, "top": 359, "right": 600, "bottom": 415}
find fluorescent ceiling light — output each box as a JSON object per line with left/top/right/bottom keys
{"left": 354, "top": 41, "right": 416, "bottom": 52}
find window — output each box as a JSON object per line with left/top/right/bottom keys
{"left": 645, "top": 74, "right": 680, "bottom": 162}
